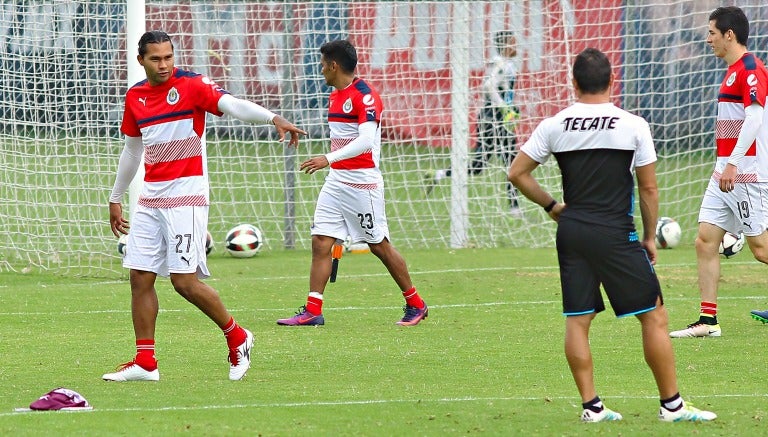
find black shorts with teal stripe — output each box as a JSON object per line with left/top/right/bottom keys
{"left": 556, "top": 219, "right": 663, "bottom": 317}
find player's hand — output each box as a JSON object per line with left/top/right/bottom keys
{"left": 109, "top": 202, "right": 129, "bottom": 237}
{"left": 641, "top": 238, "right": 657, "bottom": 265}
{"left": 719, "top": 163, "right": 737, "bottom": 192}
{"left": 272, "top": 115, "right": 308, "bottom": 147}
{"left": 547, "top": 202, "right": 565, "bottom": 222}
{"left": 300, "top": 156, "right": 330, "bottom": 174}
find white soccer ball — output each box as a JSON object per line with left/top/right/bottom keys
{"left": 719, "top": 232, "right": 745, "bottom": 258}
{"left": 655, "top": 217, "right": 682, "bottom": 249}
{"left": 205, "top": 230, "right": 214, "bottom": 256}
{"left": 225, "top": 224, "right": 263, "bottom": 258}
{"left": 117, "top": 234, "right": 128, "bottom": 256}
{"left": 342, "top": 235, "right": 370, "bottom": 254}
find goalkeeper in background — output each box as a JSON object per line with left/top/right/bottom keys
{"left": 426, "top": 30, "right": 522, "bottom": 216}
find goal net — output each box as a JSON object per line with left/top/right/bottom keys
{"left": 1, "top": 1, "right": 766, "bottom": 276}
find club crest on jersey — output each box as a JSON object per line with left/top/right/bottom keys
{"left": 726, "top": 72, "right": 736, "bottom": 86}
{"left": 747, "top": 73, "right": 758, "bottom": 86}
{"left": 362, "top": 94, "right": 375, "bottom": 106}
{"left": 166, "top": 86, "right": 180, "bottom": 105}
{"left": 343, "top": 98, "right": 353, "bottom": 113}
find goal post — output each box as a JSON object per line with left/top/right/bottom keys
{"left": 1, "top": 1, "right": 766, "bottom": 276}
{"left": 449, "top": 1, "right": 470, "bottom": 248}
{"left": 126, "top": 0, "right": 146, "bottom": 222}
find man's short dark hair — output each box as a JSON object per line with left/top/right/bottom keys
{"left": 138, "top": 30, "right": 174, "bottom": 57}
{"left": 494, "top": 31, "right": 515, "bottom": 53}
{"left": 709, "top": 6, "right": 749, "bottom": 46}
{"left": 572, "top": 48, "right": 611, "bottom": 94}
{"left": 319, "top": 39, "right": 357, "bottom": 74}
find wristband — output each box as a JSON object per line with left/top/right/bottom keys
{"left": 543, "top": 200, "right": 557, "bottom": 213}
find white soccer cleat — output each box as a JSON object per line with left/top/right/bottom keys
{"left": 102, "top": 362, "right": 159, "bottom": 382}
{"left": 228, "top": 329, "right": 254, "bottom": 381}
{"left": 581, "top": 407, "right": 623, "bottom": 422}
{"left": 659, "top": 402, "right": 717, "bottom": 422}
{"left": 669, "top": 322, "right": 721, "bottom": 338}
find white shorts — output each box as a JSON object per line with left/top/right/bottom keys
{"left": 123, "top": 204, "right": 211, "bottom": 278}
{"left": 311, "top": 179, "right": 390, "bottom": 244}
{"left": 698, "top": 178, "right": 768, "bottom": 237}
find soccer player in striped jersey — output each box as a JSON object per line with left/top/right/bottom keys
{"left": 105, "top": 30, "right": 306, "bottom": 382}
{"left": 508, "top": 48, "right": 715, "bottom": 423}
{"left": 276, "top": 40, "right": 428, "bottom": 327}
{"left": 668, "top": 7, "right": 768, "bottom": 337}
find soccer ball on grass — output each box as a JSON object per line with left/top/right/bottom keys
{"left": 225, "top": 224, "right": 263, "bottom": 258}
{"left": 117, "top": 234, "right": 128, "bottom": 256}
{"left": 205, "top": 230, "right": 214, "bottom": 255}
{"left": 342, "top": 235, "right": 370, "bottom": 254}
{"left": 719, "top": 232, "right": 745, "bottom": 258}
{"left": 655, "top": 217, "right": 682, "bottom": 249}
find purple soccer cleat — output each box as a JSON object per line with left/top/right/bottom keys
{"left": 277, "top": 306, "right": 325, "bottom": 326}
{"left": 396, "top": 304, "right": 428, "bottom": 326}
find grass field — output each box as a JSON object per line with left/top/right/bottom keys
{"left": 1, "top": 245, "right": 766, "bottom": 435}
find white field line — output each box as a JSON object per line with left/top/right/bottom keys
{"left": 3, "top": 392, "right": 766, "bottom": 416}
{"left": 0, "top": 295, "right": 766, "bottom": 317}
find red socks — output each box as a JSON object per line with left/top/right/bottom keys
{"left": 222, "top": 317, "right": 247, "bottom": 349}
{"left": 402, "top": 287, "right": 425, "bottom": 309}
{"left": 700, "top": 301, "right": 717, "bottom": 318}
{"left": 306, "top": 291, "right": 324, "bottom": 315}
{"left": 134, "top": 339, "right": 157, "bottom": 371}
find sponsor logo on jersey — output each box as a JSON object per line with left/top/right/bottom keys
{"left": 362, "top": 94, "right": 375, "bottom": 106}
{"left": 201, "top": 76, "right": 213, "bottom": 85}
{"left": 747, "top": 73, "right": 758, "bottom": 86}
{"left": 167, "top": 86, "right": 179, "bottom": 105}
{"left": 343, "top": 98, "right": 353, "bottom": 113}
{"left": 138, "top": 97, "right": 147, "bottom": 106}
{"left": 561, "top": 116, "right": 619, "bottom": 132}
{"left": 726, "top": 72, "right": 736, "bottom": 86}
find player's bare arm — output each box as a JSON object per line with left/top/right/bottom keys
{"left": 635, "top": 162, "right": 659, "bottom": 264}
{"left": 508, "top": 151, "right": 562, "bottom": 221}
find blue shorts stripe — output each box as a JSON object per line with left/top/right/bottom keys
{"left": 563, "top": 309, "right": 596, "bottom": 317}
{"left": 617, "top": 305, "right": 656, "bottom": 318}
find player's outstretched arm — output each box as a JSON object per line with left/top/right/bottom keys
{"left": 218, "top": 94, "right": 307, "bottom": 146}
{"left": 272, "top": 115, "right": 307, "bottom": 147}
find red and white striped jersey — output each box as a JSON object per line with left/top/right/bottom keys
{"left": 121, "top": 68, "right": 228, "bottom": 208}
{"left": 326, "top": 77, "right": 384, "bottom": 187}
{"left": 715, "top": 53, "right": 768, "bottom": 182}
